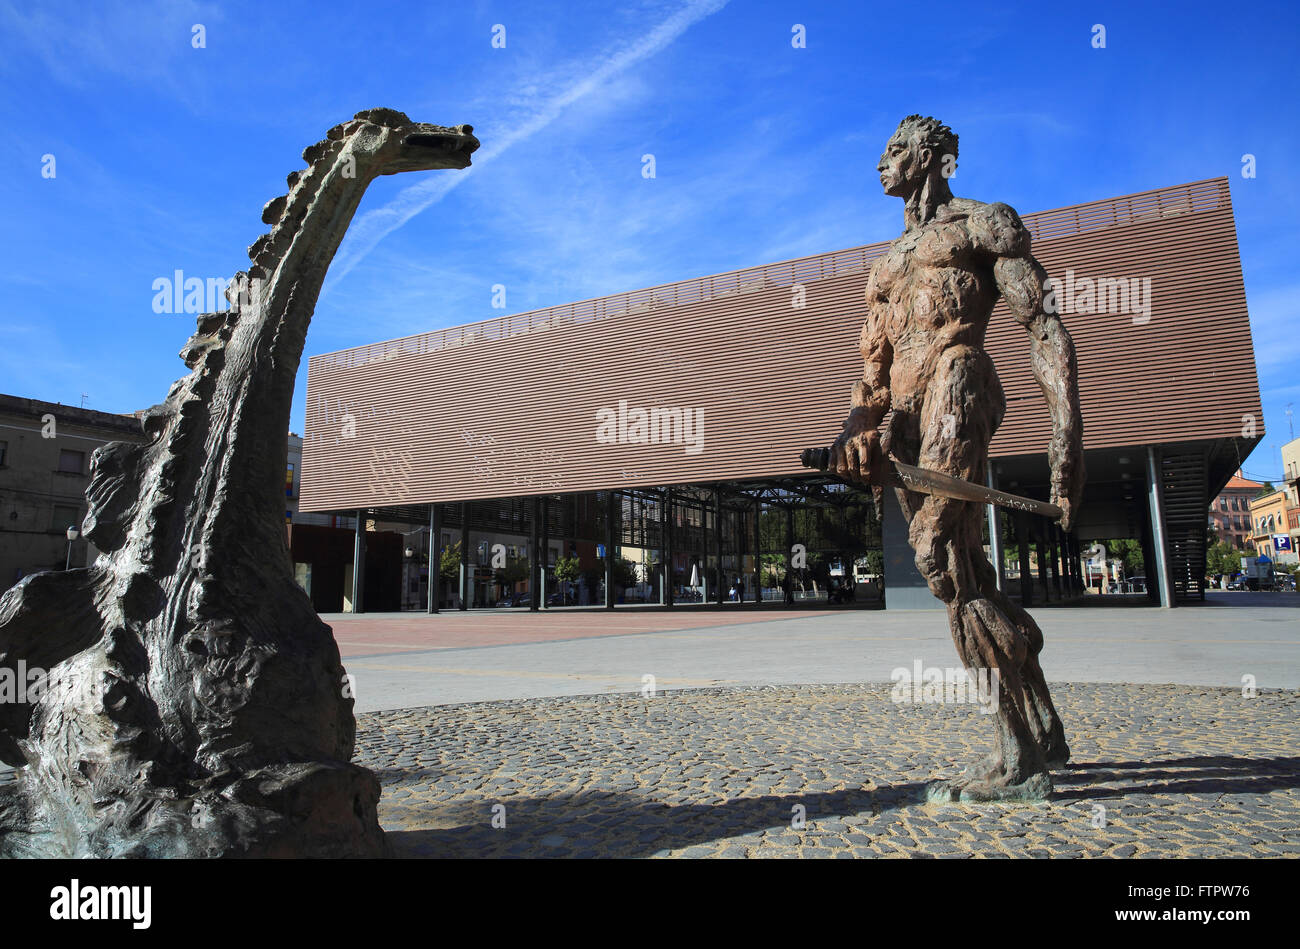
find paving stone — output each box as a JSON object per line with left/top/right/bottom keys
{"left": 350, "top": 682, "right": 1300, "bottom": 859}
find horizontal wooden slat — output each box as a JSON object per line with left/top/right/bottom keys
{"left": 301, "top": 177, "right": 1262, "bottom": 511}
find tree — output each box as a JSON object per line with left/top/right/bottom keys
{"left": 553, "top": 554, "right": 581, "bottom": 584}
{"left": 1105, "top": 538, "right": 1145, "bottom": 576}
{"left": 1205, "top": 541, "right": 1243, "bottom": 578}
{"left": 611, "top": 556, "right": 638, "bottom": 590}
{"left": 552, "top": 554, "right": 581, "bottom": 605}
{"left": 494, "top": 556, "right": 529, "bottom": 595}
{"left": 439, "top": 540, "right": 462, "bottom": 582}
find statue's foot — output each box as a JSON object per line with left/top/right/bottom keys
{"left": 925, "top": 770, "right": 1052, "bottom": 804}
{"left": 1042, "top": 738, "right": 1070, "bottom": 770}
{"left": 958, "top": 752, "right": 1002, "bottom": 783}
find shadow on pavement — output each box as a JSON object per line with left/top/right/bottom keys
{"left": 1050, "top": 754, "right": 1300, "bottom": 800}
{"left": 382, "top": 783, "right": 931, "bottom": 858}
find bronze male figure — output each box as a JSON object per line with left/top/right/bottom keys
{"left": 831, "top": 115, "right": 1085, "bottom": 801}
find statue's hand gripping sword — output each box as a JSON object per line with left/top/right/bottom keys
{"left": 799, "top": 447, "right": 1062, "bottom": 519}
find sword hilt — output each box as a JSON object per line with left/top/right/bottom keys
{"left": 799, "top": 447, "right": 831, "bottom": 471}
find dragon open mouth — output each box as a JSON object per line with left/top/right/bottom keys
{"left": 403, "top": 130, "right": 474, "bottom": 151}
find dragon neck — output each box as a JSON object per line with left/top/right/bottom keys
{"left": 108, "top": 135, "right": 385, "bottom": 601}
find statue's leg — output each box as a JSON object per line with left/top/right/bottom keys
{"left": 898, "top": 346, "right": 1055, "bottom": 802}
{"left": 973, "top": 559, "right": 1070, "bottom": 767}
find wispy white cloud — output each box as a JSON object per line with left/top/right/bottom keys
{"left": 0, "top": 0, "right": 222, "bottom": 88}
{"left": 1245, "top": 282, "right": 1300, "bottom": 373}
{"left": 324, "top": 0, "right": 730, "bottom": 293}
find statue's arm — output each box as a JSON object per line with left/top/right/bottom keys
{"left": 978, "top": 204, "right": 1085, "bottom": 530}
{"left": 831, "top": 285, "right": 892, "bottom": 488}
{"left": 849, "top": 292, "right": 893, "bottom": 430}
{"left": 995, "top": 251, "right": 1085, "bottom": 529}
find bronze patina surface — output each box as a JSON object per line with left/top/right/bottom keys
{"left": 829, "top": 116, "right": 1086, "bottom": 802}
{"left": 0, "top": 111, "right": 478, "bottom": 856}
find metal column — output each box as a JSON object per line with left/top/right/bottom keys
{"left": 1065, "top": 532, "right": 1079, "bottom": 596}
{"left": 1035, "top": 522, "right": 1051, "bottom": 602}
{"left": 427, "top": 503, "right": 440, "bottom": 614}
{"left": 604, "top": 490, "right": 617, "bottom": 610}
{"left": 1049, "top": 527, "right": 1063, "bottom": 599}
{"left": 784, "top": 504, "right": 795, "bottom": 605}
{"left": 713, "top": 487, "right": 724, "bottom": 606}
{"left": 752, "top": 498, "right": 762, "bottom": 606}
{"left": 985, "top": 468, "right": 1005, "bottom": 591}
{"left": 351, "top": 509, "right": 366, "bottom": 614}
{"left": 1146, "top": 446, "right": 1176, "bottom": 608}
{"left": 458, "top": 502, "right": 470, "bottom": 611}
{"left": 1016, "top": 513, "right": 1033, "bottom": 606}
{"left": 662, "top": 489, "right": 673, "bottom": 607}
{"left": 530, "top": 497, "right": 541, "bottom": 611}
{"left": 539, "top": 495, "right": 549, "bottom": 609}
{"left": 1075, "top": 533, "right": 1086, "bottom": 595}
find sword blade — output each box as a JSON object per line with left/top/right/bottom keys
{"left": 799, "top": 447, "right": 1062, "bottom": 519}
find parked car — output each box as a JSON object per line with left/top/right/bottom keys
{"left": 495, "top": 592, "right": 530, "bottom": 607}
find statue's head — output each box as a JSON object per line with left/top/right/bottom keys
{"left": 318, "top": 109, "right": 480, "bottom": 179}
{"left": 878, "top": 115, "right": 958, "bottom": 197}
{"left": 82, "top": 440, "right": 145, "bottom": 552}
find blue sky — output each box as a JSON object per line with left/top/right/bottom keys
{"left": 2, "top": 0, "right": 1297, "bottom": 480}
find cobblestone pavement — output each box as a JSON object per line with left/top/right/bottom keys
{"left": 356, "top": 682, "right": 1300, "bottom": 858}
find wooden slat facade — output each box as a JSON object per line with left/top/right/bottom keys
{"left": 301, "top": 177, "right": 1261, "bottom": 512}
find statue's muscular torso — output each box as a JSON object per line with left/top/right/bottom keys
{"left": 861, "top": 197, "right": 1031, "bottom": 414}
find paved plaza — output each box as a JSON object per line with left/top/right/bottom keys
{"left": 331, "top": 592, "right": 1299, "bottom": 712}
{"left": 334, "top": 592, "right": 1298, "bottom": 858}
{"left": 360, "top": 681, "right": 1300, "bottom": 858}
{"left": 3, "top": 593, "right": 1296, "bottom": 857}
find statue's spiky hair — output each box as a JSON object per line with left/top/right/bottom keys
{"left": 353, "top": 108, "right": 412, "bottom": 128}
{"left": 896, "top": 114, "right": 958, "bottom": 161}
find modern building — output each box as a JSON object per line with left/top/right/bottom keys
{"left": 1249, "top": 486, "right": 1298, "bottom": 566}
{"left": 0, "top": 394, "right": 149, "bottom": 592}
{"left": 1210, "top": 470, "right": 1265, "bottom": 551}
{"left": 1282, "top": 436, "right": 1300, "bottom": 560}
{"left": 298, "top": 177, "right": 1264, "bottom": 610}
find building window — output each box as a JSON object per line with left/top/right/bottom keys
{"left": 0, "top": 440, "right": 7, "bottom": 466}
{"left": 58, "top": 449, "right": 85, "bottom": 474}
{"left": 52, "top": 504, "right": 80, "bottom": 531}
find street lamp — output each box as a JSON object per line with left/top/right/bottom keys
{"left": 65, "top": 525, "right": 79, "bottom": 570}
